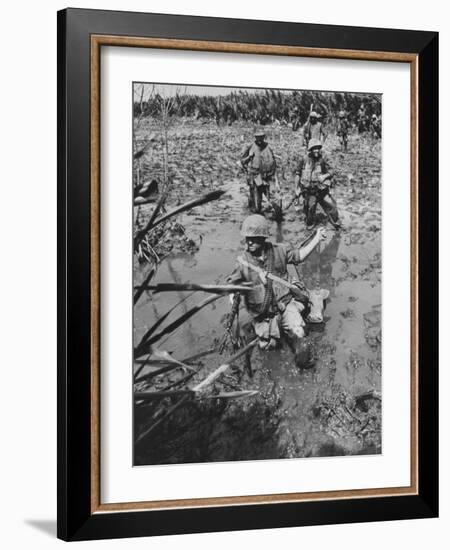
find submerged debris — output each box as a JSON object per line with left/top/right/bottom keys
{"left": 310, "top": 385, "right": 382, "bottom": 456}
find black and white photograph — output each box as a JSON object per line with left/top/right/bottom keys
{"left": 132, "top": 83, "right": 382, "bottom": 466}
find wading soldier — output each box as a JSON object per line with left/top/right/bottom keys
{"left": 228, "top": 214, "right": 326, "bottom": 366}
{"left": 240, "top": 129, "right": 281, "bottom": 215}
{"left": 357, "top": 105, "right": 368, "bottom": 134}
{"left": 370, "top": 113, "right": 381, "bottom": 139}
{"left": 294, "top": 139, "right": 341, "bottom": 230}
{"left": 337, "top": 110, "right": 349, "bottom": 151}
{"left": 302, "top": 111, "right": 327, "bottom": 148}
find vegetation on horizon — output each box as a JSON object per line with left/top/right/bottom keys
{"left": 133, "top": 85, "right": 381, "bottom": 127}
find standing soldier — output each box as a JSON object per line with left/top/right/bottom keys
{"left": 291, "top": 105, "right": 301, "bottom": 131}
{"left": 294, "top": 139, "right": 341, "bottom": 230}
{"left": 357, "top": 105, "right": 368, "bottom": 134}
{"left": 240, "top": 129, "right": 281, "bottom": 216}
{"left": 228, "top": 214, "right": 327, "bottom": 366}
{"left": 370, "top": 113, "right": 381, "bottom": 139}
{"left": 302, "top": 111, "right": 327, "bottom": 148}
{"left": 336, "top": 110, "right": 349, "bottom": 151}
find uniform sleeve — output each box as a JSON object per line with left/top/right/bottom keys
{"left": 321, "top": 156, "right": 333, "bottom": 177}
{"left": 227, "top": 262, "right": 245, "bottom": 284}
{"left": 240, "top": 144, "right": 251, "bottom": 164}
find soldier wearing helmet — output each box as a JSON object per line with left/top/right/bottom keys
{"left": 336, "top": 110, "right": 349, "bottom": 151}
{"left": 240, "top": 129, "right": 280, "bottom": 214}
{"left": 294, "top": 139, "right": 341, "bottom": 230}
{"left": 357, "top": 105, "right": 368, "bottom": 134}
{"left": 302, "top": 111, "right": 327, "bottom": 148}
{"left": 370, "top": 113, "right": 381, "bottom": 139}
{"left": 227, "top": 214, "right": 326, "bottom": 364}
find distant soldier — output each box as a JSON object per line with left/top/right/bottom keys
{"left": 291, "top": 105, "right": 301, "bottom": 131}
{"left": 240, "top": 129, "right": 281, "bottom": 215}
{"left": 357, "top": 106, "right": 368, "bottom": 134}
{"left": 336, "top": 110, "right": 349, "bottom": 151}
{"left": 294, "top": 139, "right": 341, "bottom": 230}
{"left": 370, "top": 113, "right": 381, "bottom": 139}
{"left": 228, "top": 214, "right": 326, "bottom": 364}
{"left": 302, "top": 111, "right": 327, "bottom": 148}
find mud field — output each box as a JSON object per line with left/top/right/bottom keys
{"left": 134, "top": 118, "right": 382, "bottom": 465}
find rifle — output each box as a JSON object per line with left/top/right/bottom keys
{"left": 236, "top": 254, "right": 312, "bottom": 306}
{"left": 284, "top": 194, "right": 300, "bottom": 211}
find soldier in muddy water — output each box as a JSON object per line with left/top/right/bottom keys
{"left": 336, "top": 110, "right": 349, "bottom": 152}
{"left": 240, "top": 129, "right": 282, "bottom": 217}
{"left": 227, "top": 214, "right": 327, "bottom": 368}
{"left": 357, "top": 105, "right": 368, "bottom": 134}
{"left": 370, "top": 113, "right": 381, "bottom": 139}
{"left": 294, "top": 139, "right": 342, "bottom": 231}
{"left": 302, "top": 111, "right": 327, "bottom": 148}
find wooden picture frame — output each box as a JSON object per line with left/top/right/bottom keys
{"left": 57, "top": 8, "right": 438, "bottom": 541}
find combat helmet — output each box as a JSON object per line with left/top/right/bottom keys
{"left": 254, "top": 128, "right": 266, "bottom": 138}
{"left": 241, "top": 214, "right": 270, "bottom": 238}
{"left": 308, "top": 138, "right": 323, "bottom": 152}
{"left": 338, "top": 110, "right": 346, "bottom": 117}
{"left": 310, "top": 111, "right": 319, "bottom": 118}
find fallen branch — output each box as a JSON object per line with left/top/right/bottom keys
{"left": 133, "top": 196, "right": 159, "bottom": 207}
{"left": 135, "top": 339, "right": 258, "bottom": 444}
{"left": 134, "top": 347, "right": 215, "bottom": 367}
{"left": 141, "top": 283, "right": 253, "bottom": 295}
{"left": 193, "top": 339, "right": 258, "bottom": 393}
{"left": 135, "top": 389, "right": 194, "bottom": 401}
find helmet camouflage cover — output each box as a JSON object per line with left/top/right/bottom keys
{"left": 308, "top": 138, "right": 323, "bottom": 152}
{"left": 241, "top": 214, "right": 270, "bottom": 238}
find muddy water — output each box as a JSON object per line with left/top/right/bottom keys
{"left": 134, "top": 122, "right": 381, "bottom": 464}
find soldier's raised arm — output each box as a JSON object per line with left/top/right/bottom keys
{"left": 297, "top": 227, "right": 327, "bottom": 261}
{"left": 283, "top": 227, "right": 327, "bottom": 265}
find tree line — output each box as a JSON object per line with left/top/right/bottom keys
{"left": 133, "top": 87, "right": 381, "bottom": 128}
